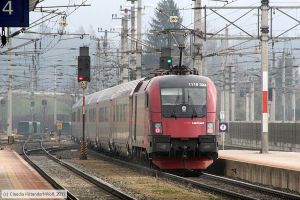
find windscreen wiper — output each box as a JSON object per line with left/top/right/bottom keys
{"left": 170, "top": 94, "right": 181, "bottom": 118}
{"left": 188, "top": 95, "right": 198, "bottom": 119}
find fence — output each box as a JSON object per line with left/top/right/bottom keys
{"left": 225, "top": 122, "right": 300, "bottom": 151}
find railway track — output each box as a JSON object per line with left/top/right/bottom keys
{"left": 23, "top": 136, "right": 135, "bottom": 200}
{"left": 195, "top": 173, "right": 300, "bottom": 200}
{"left": 84, "top": 148, "right": 300, "bottom": 200}
{"left": 23, "top": 135, "right": 78, "bottom": 200}
{"left": 29, "top": 136, "right": 300, "bottom": 200}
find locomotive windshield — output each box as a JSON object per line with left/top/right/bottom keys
{"left": 161, "top": 87, "right": 206, "bottom": 118}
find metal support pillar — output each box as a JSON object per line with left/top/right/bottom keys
{"left": 103, "top": 30, "right": 109, "bottom": 88}
{"left": 130, "top": 3, "right": 136, "bottom": 80}
{"left": 220, "top": 34, "right": 225, "bottom": 120}
{"left": 121, "top": 9, "right": 129, "bottom": 83}
{"left": 194, "top": 0, "right": 203, "bottom": 75}
{"left": 96, "top": 39, "right": 101, "bottom": 90}
{"left": 230, "top": 65, "right": 235, "bottom": 121}
{"left": 54, "top": 66, "right": 57, "bottom": 128}
{"left": 136, "top": 0, "right": 142, "bottom": 79}
{"left": 7, "top": 28, "right": 12, "bottom": 135}
{"left": 281, "top": 50, "right": 286, "bottom": 122}
{"left": 292, "top": 66, "right": 296, "bottom": 121}
{"left": 223, "top": 28, "right": 230, "bottom": 121}
{"left": 260, "top": 0, "right": 269, "bottom": 154}
{"left": 80, "top": 86, "right": 87, "bottom": 160}
{"left": 225, "top": 68, "right": 230, "bottom": 121}
{"left": 246, "top": 93, "right": 250, "bottom": 121}
{"left": 250, "top": 79, "right": 255, "bottom": 121}
{"left": 270, "top": 42, "right": 276, "bottom": 121}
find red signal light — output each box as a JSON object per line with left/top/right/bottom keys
{"left": 79, "top": 76, "right": 84, "bottom": 81}
{"left": 155, "top": 128, "right": 161, "bottom": 134}
{"left": 154, "top": 123, "right": 162, "bottom": 134}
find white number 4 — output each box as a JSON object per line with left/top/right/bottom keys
{"left": 2, "top": 1, "right": 13, "bottom": 15}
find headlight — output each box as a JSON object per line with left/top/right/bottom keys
{"left": 207, "top": 122, "right": 215, "bottom": 135}
{"left": 153, "top": 123, "right": 162, "bottom": 134}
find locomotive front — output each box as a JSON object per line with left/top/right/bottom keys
{"left": 147, "top": 75, "right": 218, "bottom": 170}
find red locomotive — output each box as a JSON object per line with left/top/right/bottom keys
{"left": 72, "top": 74, "right": 218, "bottom": 170}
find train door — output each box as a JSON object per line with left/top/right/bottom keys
{"left": 109, "top": 100, "right": 114, "bottom": 149}
{"left": 96, "top": 105, "right": 100, "bottom": 147}
{"left": 130, "top": 95, "right": 138, "bottom": 145}
{"left": 128, "top": 96, "right": 133, "bottom": 147}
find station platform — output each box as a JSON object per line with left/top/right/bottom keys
{"left": 218, "top": 150, "right": 300, "bottom": 193}
{"left": 0, "top": 150, "right": 53, "bottom": 190}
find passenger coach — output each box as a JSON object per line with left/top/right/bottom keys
{"left": 72, "top": 75, "right": 218, "bottom": 170}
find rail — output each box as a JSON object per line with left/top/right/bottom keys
{"left": 22, "top": 139, "right": 78, "bottom": 200}
{"left": 40, "top": 141, "right": 136, "bottom": 200}
{"left": 88, "top": 149, "right": 300, "bottom": 200}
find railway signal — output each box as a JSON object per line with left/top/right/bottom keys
{"left": 160, "top": 56, "right": 173, "bottom": 69}
{"left": 77, "top": 56, "right": 90, "bottom": 82}
{"left": 160, "top": 47, "right": 172, "bottom": 69}
{"left": 78, "top": 47, "right": 89, "bottom": 160}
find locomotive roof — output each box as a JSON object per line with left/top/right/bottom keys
{"left": 148, "top": 75, "right": 211, "bottom": 89}
{"left": 72, "top": 78, "right": 145, "bottom": 109}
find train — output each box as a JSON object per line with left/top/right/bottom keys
{"left": 17, "top": 121, "right": 41, "bottom": 136}
{"left": 72, "top": 74, "right": 218, "bottom": 170}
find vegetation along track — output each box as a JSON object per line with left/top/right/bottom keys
{"left": 82, "top": 148, "right": 300, "bottom": 200}
{"left": 23, "top": 136, "right": 135, "bottom": 200}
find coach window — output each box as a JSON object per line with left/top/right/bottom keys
{"left": 99, "top": 107, "right": 107, "bottom": 122}
{"left": 103, "top": 108, "right": 105, "bottom": 122}
{"left": 119, "top": 105, "right": 122, "bottom": 122}
{"left": 115, "top": 105, "right": 118, "bottom": 122}
{"left": 119, "top": 105, "right": 121, "bottom": 121}
{"left": 92, "top": 109, "right": 94, "bottom": 122}
{"left": 72, "top": 112, "right": 75, "bottom": 122}
{"left": 125, "top": 104, "right": 128, "bottom": 121}
{"left": 122, "top": 105, "right": 125, "bottom": 121}
{"left": 77, "top": 109, "right": 80, "bottom": 122}
{"left": 117, "top": 105, "right": 119, "bottom": 122}
{"left": 99, "top": 108, "right": 102, "bottom": 122}
{"left": 121, "top": 105, "right": 124, "bottom": 121}
{"left": 113, "top": 105, "right": 116, "bottom": 122}
{"left": 120, "top": 104, "right": 123, "bottom": 121}
{"left": 85, "top": 110, "right": 87, "bottom": 122}
{"left": 105, "top": 107, "right": 108, "bottom": 121}
{"left": 146, "top": 93, "right": 149, "bottom": 108}
{"left": 93, "top": 108, "right": 96, "bottom": 122}
{"left": 119, "top": 105, "right": 122, "bottom": 121}
{"left": 90, "top": 109, "right": 93, "bottom": 122}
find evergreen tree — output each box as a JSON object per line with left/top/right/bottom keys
{"left": 146, "top": 0, "right": 183, "bottom": 49}
{"left": 142, "top": 0, "right": 183, "bottom": 76}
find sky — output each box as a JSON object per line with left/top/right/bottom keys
{"left": 1, "top": 0, "right": 300, "bottom": 93}
{"left": 33, "top": 0, "right": 197, "bottom": 33}
{"left": 29, "top": 0, "right": 300, "bottom": 39}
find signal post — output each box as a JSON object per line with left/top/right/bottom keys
{"left": 78, "top": 47, "right": 90, "bottom": 160}
{"left": 80, "top": 81, "right": 88, "bottom": 160}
